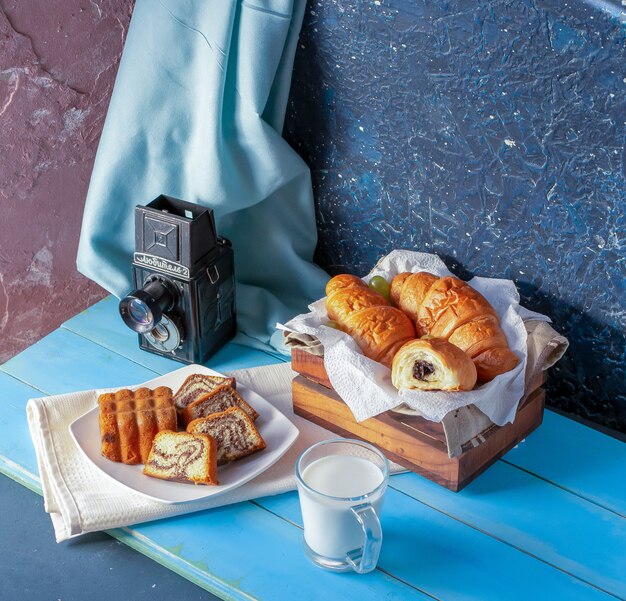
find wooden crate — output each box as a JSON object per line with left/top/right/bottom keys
{"left": 291, "top": 348, "right": 545, "bottom": 492}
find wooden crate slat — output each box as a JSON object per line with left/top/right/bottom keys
{"left": 292, "top": 375, "right": 544, "bottom": 491}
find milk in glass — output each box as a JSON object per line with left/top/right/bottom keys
{"left": 300, "top": 455, "right": 385, "bottom": 559}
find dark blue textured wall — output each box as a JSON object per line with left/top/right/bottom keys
{"left": 284, "top": 0, "right": 626, "bottom": 431}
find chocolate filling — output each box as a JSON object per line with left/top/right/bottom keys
{"left": 413, "top": 360, "right": 435, "bottom": 381}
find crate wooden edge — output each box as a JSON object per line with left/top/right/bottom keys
{"left": 292, "top": 375, "right": 545, "bottom": 492}
{"left": 290, "top": 347, "right": 546, "bottom": 491}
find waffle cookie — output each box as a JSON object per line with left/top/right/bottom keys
{"left": 187, "top": 407, "right": 266, "bottom": 465}
{"left": 181, "top": 384, "right": 259, "bottom": 427}
{"left": 174, "top": 374, "right": 236, "bottom": 413}
{"left": 98, "top": 386, "right": 176, "bottom": 465}
{"left": 143, "top": 431, "right": 218, "bottom": 485}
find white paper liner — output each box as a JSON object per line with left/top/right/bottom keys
{"left": 281, "top": 250, "right": 549, "bottom": 426}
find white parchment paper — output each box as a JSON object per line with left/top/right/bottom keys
{"left": 281, "top": 250, "right": 549, "bottom": 426}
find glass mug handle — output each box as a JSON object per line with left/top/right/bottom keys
{"left": 346, "top": 503, "right": 383, "bottom": 574}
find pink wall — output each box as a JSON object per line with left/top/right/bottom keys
{"left": 0, "top": 0, "right": 134, "bottom": 361}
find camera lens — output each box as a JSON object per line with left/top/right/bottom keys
{"left": 119, "top": 278, "right": 177, "bottom": 334}
{"left": 150, "top": 322, "right": 169, "bottom": 342}
{"left": 127, "top": 298, "right": 153, "bottom": 328}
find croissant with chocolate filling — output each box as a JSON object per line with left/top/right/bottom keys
{"left": 326, "top": 274, "right": 415, "bottom": 368}
{"left": 391, "top": 272, "right": 519, "bottom": 382}
{"left": 391, "top": 338, "right": 477, "bottom": 391}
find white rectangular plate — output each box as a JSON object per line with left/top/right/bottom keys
{"left": 69, "top": 364, "right": 299, "bottom": 504}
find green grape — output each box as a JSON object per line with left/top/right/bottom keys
{"left": 368, "top": 275, "right": 391, "bottom": 301}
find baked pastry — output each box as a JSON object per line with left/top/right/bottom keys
{"left": 187, "top": 407, "right": 266, "bottom": 464}
{"left": 417, "top": 276, "right": 498, "bottom": 338}
{"left": 181, "top": 384, "right": 258, "bottom": 427}
{"left": 326, "top": 285, "right": 388, "bottom": 323}
{"left": 391, "top": 338, "right": 477, "bottom": 391}
{"left": 341, "top": 305, "right": 416, "bottom": 368}
{"left": 174, "top": 374, "right": 236, "bottom": 414}
{"left": 325, "top": 274, "right": 415, "bottom": 368}
{"left": 390, "top": 272, "right": 411, "bottom": 306}
{"left": 98, "top": 386, "right": 176, "bottom": 465}
{"left": 390, "top": 272, "right": 519, "bottom": 382}
{"left": 397, "top": 272, "right": 439, "bottom": 329}
{"left": 143, "top": 430, "right": 218, "bottom": 485}
{"left": 472, "top": 347, "right": 521, "bottom": 383}
{"left": 326, "top": 274, "right": 368, "bottom": 296}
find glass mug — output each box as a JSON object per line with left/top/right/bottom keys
{"left": 295, "top": 439, "right": 390, "bottom": 574}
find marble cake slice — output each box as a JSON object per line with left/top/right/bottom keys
{"left": 181, "top": 384, "right": 259, "bottom": 427}
{"left": 174, "top": 374, "right": 236, "bottom": 411}
{"left": 143, "top": 430, "right": 218, "bottom": 485}
{"left": 187, "top": 407, "right": 266, "bottom": 465}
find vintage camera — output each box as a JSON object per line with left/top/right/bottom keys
{"left": 119, "top": 195, "right": 236, "bottom": 364}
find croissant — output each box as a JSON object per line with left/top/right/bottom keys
{"left": 326, "top": 274, "right": 367, "bottom": 296}
{"left": 391, "top": 338, "right": 477, "bottom": 391}
{"left": 391, "top": 272, "right": 519, "bottom": 382}
{"left": 326, "top": 275, "right": 415, "bottom": 368}
{"left": 397, "top": 272, "right": 438, "bottom": 328}
{"left": 326, "top": 286, "right": 389, "bottom": 323}
{"left": 341, "top": 306, "right": 416, "bottom": 367}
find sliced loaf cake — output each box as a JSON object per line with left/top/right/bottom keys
{"left": 187, "top": 407, "right": 266, "bottom": 464}
{"left": 143, "top": 430, "right": 218, "bottom": 485}
{"left": 181, "top": 384, "right": 258, "bottom": 426}
{"left": 174, "top": 374, "right": 236, "bottom": 413}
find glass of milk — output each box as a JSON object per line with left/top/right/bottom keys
{"left": 295, "top": 438, "right": 389, "bottom": 574}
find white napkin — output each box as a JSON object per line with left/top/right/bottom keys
{"left": 281, "top": 250, "right": 550, "bottom": 426}
{"left": 26, "top": 363, "right": 403, "bottom": 542}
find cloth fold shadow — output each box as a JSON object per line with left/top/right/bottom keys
{"left": 77, "top": 0, "right": 328, "bottom": 349}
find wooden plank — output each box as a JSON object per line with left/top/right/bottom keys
{"left": 453, "top": 388, "right": 544, "bottom": 490}
{"left": 390, "top": 463, "right": 626, "bottom": 599}
{"left": 0, "top": 372, "right": 43, "bottom": 479}
{"left": 119, "top": 506, "right": 432, "bottom": 601}
{"left": 503, "top": 410, "right": 626, "bottom": 517}
{"left": 291, "top": 347, "right": 333, "bottom": 387}
{"left": 62, "top": 295, "right": 284, "bottom": 375}
{"left": 0, "top": 328, "right": 158, "bottom": 394}
{"left": 3, "top": 300, "right": 623, "bottom": 600}
{"left": 293, "top": 376, "right": 544, "bottom": 492}
{"left": 257, "top": 489, "right": 615, "bottom": 601}
{"left": 0, "top": 332, "right": 425, "bottom": 600}
{"left": 291, "top": 348, "right": 542, "bottom": 449}
{"left": 291, "top": 348, "right": 448, "bottom": 444}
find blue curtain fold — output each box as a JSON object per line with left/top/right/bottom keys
{"left": 77, "top": 0, "right": 329, "bottom": 349}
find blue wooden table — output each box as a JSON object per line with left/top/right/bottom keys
{"left": 1, "top": 296, "right": 625, "bottom": 600}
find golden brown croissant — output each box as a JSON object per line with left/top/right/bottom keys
{"left": 326, "top": 274, "right": 367, "bottom": 296}
{"left": 390, "top": 272, "right": 411, "bottom": 306}
{"left": 417, "top": 276, "right": 498, "bottom": 338}
{"left": 326, "top": 286, "right": 389, "bottom": 323}
{"left": 397, "top": 272, "right": 439, "bottom": 328}
{"left": 391, "top": 338, "right": 477, "bottom": 391}
{"left": 325, "top": 274, "right": 415, "bottom": 367}
{"left": 342, "top": 306, "right": 416, "bottom": 368}
{"left": 472, "top": 347, "right": 521, "bottom": 382}
{"left": 391, "top": 272, "right": 519, "bottom": 382}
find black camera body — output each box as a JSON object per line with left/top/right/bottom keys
{"left": 119, "top": 195, "right": 236, "bottom": 364}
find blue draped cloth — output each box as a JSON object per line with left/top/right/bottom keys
{"left": 77, "top": 0, "right": 328, "bottom": 350}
